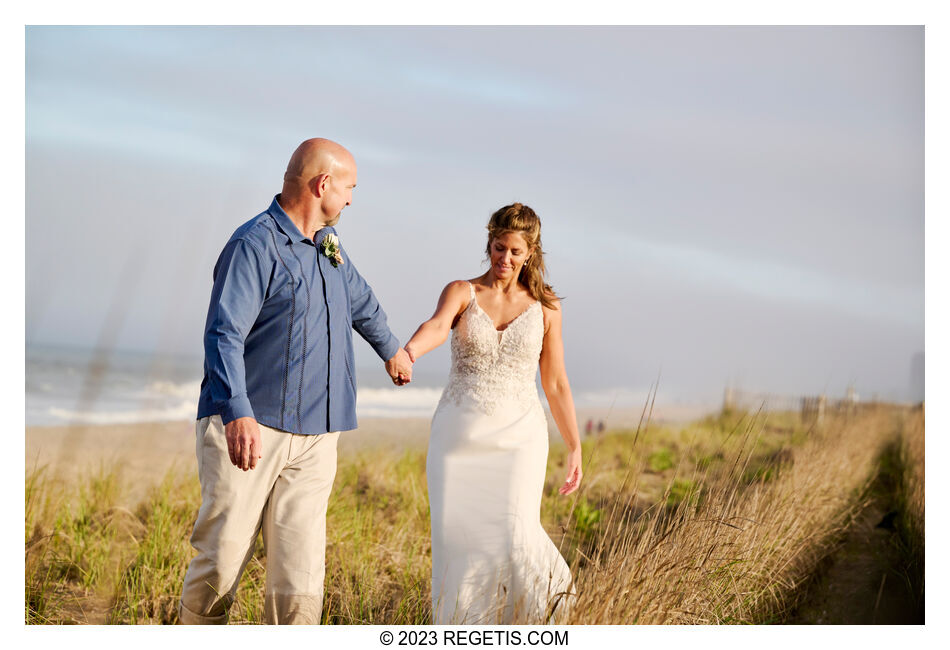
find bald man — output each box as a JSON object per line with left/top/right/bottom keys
{"left": 179, "top": 138, "right": 413, "bottom": 624}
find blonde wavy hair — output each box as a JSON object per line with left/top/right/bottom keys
{"left": 485, "top": 203, "right": 560, "bottom": 310}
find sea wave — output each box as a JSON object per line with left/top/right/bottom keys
{"left": 46, "top": 401, "right": 197, "bottom": 425}
{"left": 39, "top": 387, "right": 446, "bottom": 425}
{"left": 356, "top": 387, "right": 443, "bottom": 418}
{"left": 137, "top": 380, "right": 203, "bottom": 400}
{"left": 574, "top": 388, "right": 658, "bottom": 408}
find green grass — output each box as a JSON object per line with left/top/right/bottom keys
{"left": 665, "top": 478, "right": 699, "bottom": 506}
{"left": 571, "top": 497, "right": 603, "bottom": 540}
{"left": 25, "top": 406, "right": 923, "bottom": 624}
{"left": 110, "top": 471, "right": 200, "bottom": 624}
{"left": 647, "top": 448, "right": 675, "bottom": 472}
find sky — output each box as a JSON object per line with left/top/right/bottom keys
{"left": 24, "top": 25, "right": 924, "bottom": 404}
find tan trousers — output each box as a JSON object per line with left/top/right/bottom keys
{"left": 178, "top": 415, "right": 340, "bottom": 624}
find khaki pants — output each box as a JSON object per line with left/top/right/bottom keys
{"left": 178, "top": 415, "right": 340, "bottom": 624}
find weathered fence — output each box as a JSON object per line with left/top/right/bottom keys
{"left": 722, "top": 386, "right": 864, "bottom": 426}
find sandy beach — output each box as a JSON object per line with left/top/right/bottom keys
{"left": 25, "top": 404, "right": 713, "bottom": 506}
{"left": 25, "top": 417, "right": 431, "bottom": 506}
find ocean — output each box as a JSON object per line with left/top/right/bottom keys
{"left": 25, "top": 344, "right": 688, "bottom": 428}
{"left": 25, "top": 345, "right": 448, "bottom": 426}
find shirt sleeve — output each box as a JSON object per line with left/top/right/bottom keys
{"left": 203, "top": 238, "right": 269, "bottom": 424}
{"left": 342, "top": 249, "right": 400, "bottom": 362}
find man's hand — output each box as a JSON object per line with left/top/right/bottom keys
{"left": 385, "top": 348, "right": 413, "bottom": 386}
{"left": 225, "top": 417, "right": 262, "bottom": 471}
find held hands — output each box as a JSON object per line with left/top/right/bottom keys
{"left": 385, "top": 347, "right": 413, "bottom": 386}
{"left": 559, "top": 447, "right": 583, "bottom": 496}
{"left": 225, "top": 417, "right": 262, "bottom": 471}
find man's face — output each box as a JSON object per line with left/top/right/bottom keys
{"left": 321, "top": 160, "right": 357, "bottom": 226}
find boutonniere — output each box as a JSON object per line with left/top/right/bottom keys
{"left": 320, "top": 233, "right": 345, "bottom": 268}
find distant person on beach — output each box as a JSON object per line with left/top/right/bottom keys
{"left": 404, "top": 202, "right": 581, "bottom": 623}
{"left": 178, "top": 138, "right": 413, "bottom": 625}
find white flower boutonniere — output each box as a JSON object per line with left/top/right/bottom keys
{"left": 320, "top": 233, "right": 345, "bottom": 268}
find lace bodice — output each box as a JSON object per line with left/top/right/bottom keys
{"left": 437, "top": 283, "right": 545, "bottom": 415}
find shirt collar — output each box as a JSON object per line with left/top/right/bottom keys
{"left": 268, "top": 195, "right": 311, "bottom": 244}
{"left": 314, "top": 225, "right": 338, "bottom": 243}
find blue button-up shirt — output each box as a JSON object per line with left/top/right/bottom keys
{"left": 197, "top": 196, "right": 400, "bottom": 435}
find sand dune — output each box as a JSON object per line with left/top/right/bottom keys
{"left": 25, "top": 418, "right": 430, "bottom": 505}
{"left": 25, "top": 404, "right": 709, "bottom": 506}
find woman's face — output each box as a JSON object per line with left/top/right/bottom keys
{"left": 489, "top": 231, "right": 532, "bottom": 280}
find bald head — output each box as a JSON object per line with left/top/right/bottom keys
{"left": 282, "top": 138, "right": 355, "bottom": 196}
{"left": 278, "top": 138, "right": 358, "bottom": 232}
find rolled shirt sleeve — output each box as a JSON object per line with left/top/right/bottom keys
{"left": 342, "top": 251, "right": 400, "bottom": 362}
{"left": 203, "top": 238, "right": 269, "bottom": 424}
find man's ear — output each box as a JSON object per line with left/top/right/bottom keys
{"left": 311, "top": 173, "right": 330, "bottom": 197}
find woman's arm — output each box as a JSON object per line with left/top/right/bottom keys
{"left": 404, "top": 281, "right": 471, "bottom": 362}
{"left": 539, "top": 299, "right": 583, "bottom": 496}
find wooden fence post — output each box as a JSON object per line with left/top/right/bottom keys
{"left": 723, "top": 387, "right": 736, "bottom": 415}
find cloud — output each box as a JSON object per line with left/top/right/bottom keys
{"left": 402, "top": 63, "right": 574, "bottom": 111}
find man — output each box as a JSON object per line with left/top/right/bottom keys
{"left": 178, "top": 138, "right": 413, "bottom": 624}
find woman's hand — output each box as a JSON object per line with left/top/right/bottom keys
{"left": 559, "top": 447, "right": 583, "bottom": 496}
{"left": 540, "top": 299, "right": 583, "bottom": 497}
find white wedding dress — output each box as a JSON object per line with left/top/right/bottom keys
{"left": 427, "top": 282, "right": 574, "bottom": 624}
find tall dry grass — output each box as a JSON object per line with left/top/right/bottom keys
{"left": 893, "top": 404, "right": 924, "bottom": 609}
{"left": 562, "top": 407, "right": 908, "bottom": 623}
{"left": 25, "top": 404, "right": 922, "bottom": 624}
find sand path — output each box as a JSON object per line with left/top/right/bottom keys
{"left": 25, "top": 418, "right": 432, "bottom": 505}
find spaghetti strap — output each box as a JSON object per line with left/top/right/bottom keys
{"left": 455, "top": 281, "right": 477, "bottom": 325}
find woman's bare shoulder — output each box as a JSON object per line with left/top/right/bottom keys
{"left": 444, "top": 279, "right": 473, "bottom": 293}
{"left": 541, "top": 292, "right": 562, "bottom": 313}
{"left": 440, "top": 280, "right": 475, "bottom": 310}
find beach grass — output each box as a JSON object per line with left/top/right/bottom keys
{"left": 24, "top": 403, "right": 923, "bottom": 624}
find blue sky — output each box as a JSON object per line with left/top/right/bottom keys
{"left": 24, "top": 25, "right": 924, "bottom": 403}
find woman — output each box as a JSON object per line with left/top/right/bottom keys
{"left": 404, "top": 203, "right": 582, "bottom": 624}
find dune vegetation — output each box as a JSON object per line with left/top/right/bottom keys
{"left": 25, "top": 403, "right": 923, "bottom": 624}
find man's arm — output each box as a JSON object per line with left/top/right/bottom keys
{"left": 341, "top": 251, "right": 411, "bottom": 383}
{"left": 204, "top": 238, "right": 268, "bottom": 470}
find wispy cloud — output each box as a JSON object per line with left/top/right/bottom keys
{"left": 603, "top": 231, "right": 921, "bottom": 327}
{"left": 402, "top": 63, "right": 574, "bottom": 110}
{"left": 24, "top": 26, "right": 924, "bottom": 401}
